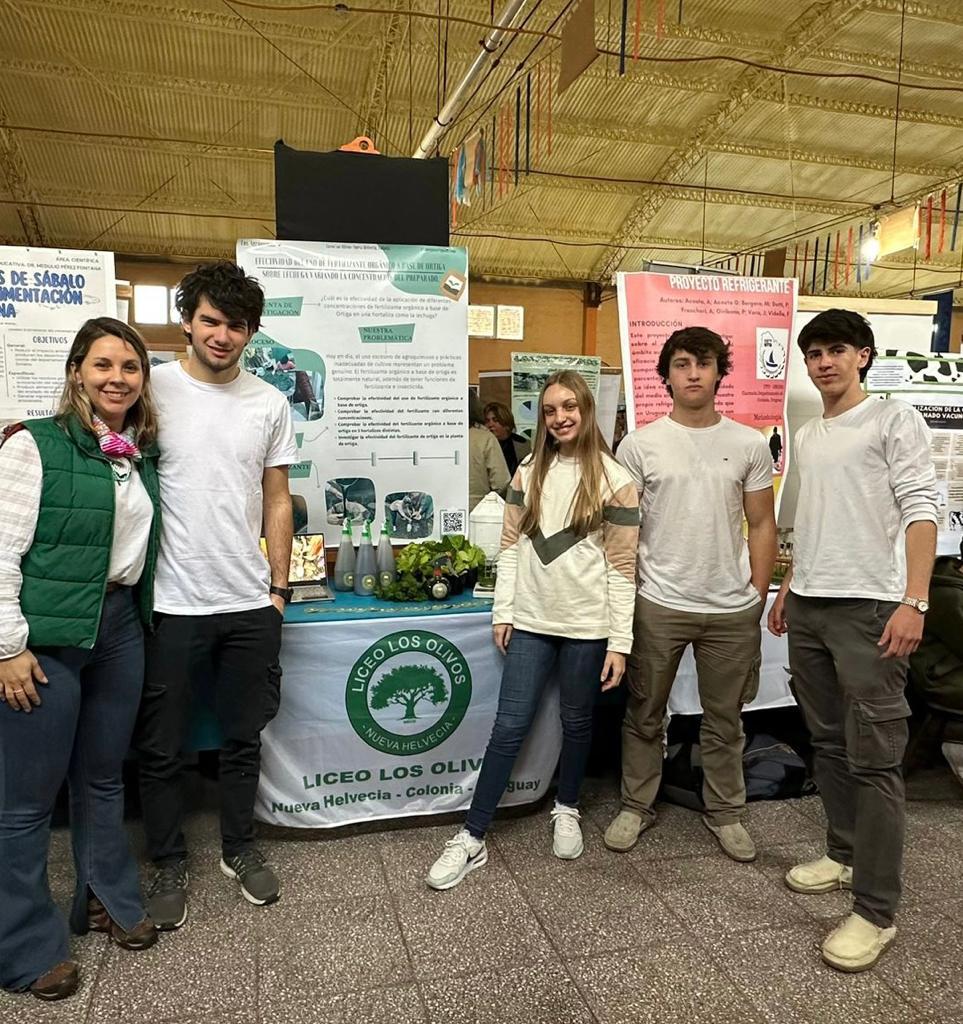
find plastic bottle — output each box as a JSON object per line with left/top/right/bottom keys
{"left": 354, "top": 519, "right": 378, "bottom": 596}
{"left": 376, "top": 520, "right": 396, "bottom": 588}
{"left": 333, "top": 517, "right": 356, "bottom": 591}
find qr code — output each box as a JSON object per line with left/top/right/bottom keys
{"left": 440, "top": 509, "right": 467, "bottom": 536}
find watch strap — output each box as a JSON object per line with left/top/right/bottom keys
{"left": 270, "top": 585, "right": 294, "bottom": 602}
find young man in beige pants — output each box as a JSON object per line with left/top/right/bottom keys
{"left": 606, "top": 327, "right": 777, "bottom": 862}
{"left": 769, "top": 309, "right": 937, "bottom": 972}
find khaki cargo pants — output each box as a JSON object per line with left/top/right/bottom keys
{"left": 620, "top": 594, "right": 762, "bottom": 826}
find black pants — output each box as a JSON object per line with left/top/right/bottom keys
{"left": 136, "top": 606, "right": 283, "bottom": 864}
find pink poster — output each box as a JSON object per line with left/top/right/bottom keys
{"left": 617, "top": 272, "right": 796, "bottom": 491}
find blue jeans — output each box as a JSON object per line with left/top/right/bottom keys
{"left": 0, "top": 588, "right": 146, "bottom": 991}
{"left": 465, "top": 630, "right": 607, "bottom": 839}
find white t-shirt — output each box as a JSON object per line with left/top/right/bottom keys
{"left": 151, "top": 361, "right": 298, "bottom": 614}
{"left": 617, "top": 415, "right": 773, "bottom": 613}
{"left": 790, "top": 397, "right": 938, "bottom": 601}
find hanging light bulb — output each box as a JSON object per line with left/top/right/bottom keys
{"left": 861, "top": 220, "right": 881, "bottom": 263}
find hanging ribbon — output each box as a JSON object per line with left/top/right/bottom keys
{"left": 845, "top": 227, "right": 853, "bottom": 285}
{"left": 938, "top": 189, "right": 947, "bottom": 254}
{"left": 952, "top": 182, "right": 962, "bottom": 251}
{"left": 802, "top": 240, "right": 809, "bottom": 294}
{"left": 822, "top": 234, "right": 830, "bottom": 292}
{"left": 619, "top": 0, "right": 629, "bottom": 75}
{"left": 547, "top": 55, "right": 554, "bottom": 156}
{"left": 656, "top": 0, "right": 665, "bottom": 36}
{"left": 633, "top": 0, "right": 643, "bottom": 59}
{"left": 833, "top": 232, "right": 840, "bottom": 290}
{"left": 791, "top": 243, "right": 798, "bottom": 281}
{"left": 514, "top": 85, "right": 521, "bottom": 188}
{"left": 489, "top": 115, "right": 496, "bottom": 206}
{"left": 857, "top": 224, "right": 863, "bottom": 284}
{"left": 536, "top": 61, "right": 542, "bottom": 166}
{"left": 525, "top": 73, "right": 532, "bottom": 175}
{"left": 924, "top": 195, "right": 933, "bottom": 260}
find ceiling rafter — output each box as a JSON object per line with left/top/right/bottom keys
{"left": 358, "top": 0, "right": 409, "bottom": 142}
{"left": 807, "top": 47, "right": 963, "bottom": 83}
{"left": 592, "top": 0, "right": 892, "bottom": 282}
{"left": 0, "top": 100, "right": 46, "bottom": 246}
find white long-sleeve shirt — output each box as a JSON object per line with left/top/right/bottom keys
{"left": 491, "top": 453, "right": 639, "bottom": 653}
{"left": 0, "top": 429, "right": 153, "bottom": 658}
{"left": 790, "top": 397, "right": 939, "bottom": 601}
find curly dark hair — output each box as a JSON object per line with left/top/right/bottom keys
{"left": 175, "top": 261, "right": 264, "bottom": 334}
{"left": 797, "top": 308, "right": 876, "bottom": 382}
{"left": 656, "top": 327, "right": 731, "bottom": 395}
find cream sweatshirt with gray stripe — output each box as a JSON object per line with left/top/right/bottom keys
{"left": 492, "top": 453, "right": 639, "bottom": 653}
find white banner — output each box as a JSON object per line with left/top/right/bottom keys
{"left": 256, "top": 613, "right": 562, "bottom": 827}
{"left": 0, "top": 245, "right": 116, "bottom": 423}
{"left": 236, "top": 239, "right": 469, "bottom": 544}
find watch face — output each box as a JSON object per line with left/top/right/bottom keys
{"left": 918, "top": 600, "right": 930, "bottom": 613}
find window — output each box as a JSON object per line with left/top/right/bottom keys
{"left": 133, "top": 284, "right": 171, "bottom": 325}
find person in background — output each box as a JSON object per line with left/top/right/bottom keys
{"left": 469, "top": 389, "right": 509, "bottom": 510}
{"left": 136, "top": 262, "right": 297, "bottom": 930}
{"left": 605, "top": 327, "right": 776, "bottom": 863}
{"left": 909, "top": 539, "right": 963, "bottom": 787}
{"left": 0, "top": 319, "right": 162, "bottom": 1001}
{"left": 484, "top": 401, "right": 532, "bottom": 476}
{"left": 427, "top": 371, "right": 638, "bottom": 889}
{"left": 769, "top": 425, "right": 783, "bottom": 469}
{"left": 769, "top": 309, "right": 937, "bottom": 972}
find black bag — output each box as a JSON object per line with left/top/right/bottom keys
{"left": 658, "top": 733, "right": 815, "bottom": 810}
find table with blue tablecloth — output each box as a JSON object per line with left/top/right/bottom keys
{"left": 188, "top": 589, "right": 793, "bottom": 828}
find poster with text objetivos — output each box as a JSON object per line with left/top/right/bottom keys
{"left": 0, "top": 246, "right": 116, "bottom": 423}
{"left": 617, "top": 271, "right": 796, "bottom": 508}
{"left": 237, "top": 240, "right": 469, "bottom": 545}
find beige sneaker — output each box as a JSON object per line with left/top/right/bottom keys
{"left": 821, "top": 913, "right": 896, "bottom": 972}
{"left": 785, "top": 855, "right": 853, "bottom": 894}
{"left": 603, "top": 810, "right": 650, "bottom": 852}
{"left": 701, "top": 817, "right": 756, "bottom": 862}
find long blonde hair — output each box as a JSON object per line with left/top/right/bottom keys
{"left": 56, "top": 318, "right": 158, "bottom": 447}
{"left": 518, "top": 370, "right": 613, "bottom": 539}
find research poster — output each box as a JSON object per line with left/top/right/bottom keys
{"left": 237, "top": 240, "right": 469, "bottom": 544}
{"left": 617, "top": 271, "right": 796, "bottom": 501}
{"left": 510, "top": 351, "right": 601, "bottom": 441}
{"left": 0, "top": 246, "right": 116, "bottom": 423}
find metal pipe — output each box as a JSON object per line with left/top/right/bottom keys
{"left": 412, "top": 0, "right": 529, "bottom": 159}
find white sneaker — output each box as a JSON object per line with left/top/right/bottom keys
{"left": 425, "top": 829, "right": 487, "bottom": 890}
{"left": 550, "top": 803, "right": 584, "bottom": 860}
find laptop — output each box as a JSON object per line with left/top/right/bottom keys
{"left": 260, "top": 533, "right": 334, "bottom": 603}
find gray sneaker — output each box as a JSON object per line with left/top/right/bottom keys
{"left": 702, "top": 817, "right": 757, "bottom": 862}
{"left": 146, "top": 860, "right": 189, "bottom": 931}
{"left": 220, "top": 849, "right": 280, "bottom": 906}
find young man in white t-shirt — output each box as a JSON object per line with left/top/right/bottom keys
{"left": 605, "top": 327, "right": 777, "bottom": 862}
{"left": 136, "top": 262, "right": 297, "bottom": 929}
{"left": 769, "top": 309, "right": 937, "bottom": 972}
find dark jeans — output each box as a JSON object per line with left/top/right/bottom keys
{"left": 0, "top": 588, "right": 145, "bottom": 991}
{"left": 786, "top": 592, "right": 911, "bottom": 928}
{"left": 465, "top": 630, "right": 607, "bottom": 839}
{"left": 136, "top": 605, "right": 283, "bottom": 865}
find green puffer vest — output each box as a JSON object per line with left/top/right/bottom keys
{"left": 16, "top": 415, "right": 161, "bottom": 649}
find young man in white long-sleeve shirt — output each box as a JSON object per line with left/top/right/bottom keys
{"left": 769, "top": 309, "right": 938, "bottom": 973}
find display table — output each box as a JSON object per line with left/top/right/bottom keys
{"left": 251, "top": 589, "right": 794, "bottom": 828}
{"left": 254, "top": 592, "right": 562, "bottom": 828}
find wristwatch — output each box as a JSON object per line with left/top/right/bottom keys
{"left": 900, "top": 596, "right": 929, "bottom": 614}
{"left": 270, "top": 585, "right": 294, "bottom": 603}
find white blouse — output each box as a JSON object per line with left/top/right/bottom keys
{"left": 0, "top": 429, "right": 154, "bottom": 658}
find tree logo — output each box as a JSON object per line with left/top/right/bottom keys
{"left": 345, "top": 629, "right": 472, "bottom": 754}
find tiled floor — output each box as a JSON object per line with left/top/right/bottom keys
{"left": 3, "top": 768, "right": 962, "bottom": 1024}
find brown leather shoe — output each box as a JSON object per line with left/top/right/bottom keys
{"left": 29, "top": 961, "right": 79, "bottom": 1001}
{"left": 87, "top": 896, "right": 158, "bottom": 951}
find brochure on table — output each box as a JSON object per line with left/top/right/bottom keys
{"left": 617, "top": 271, "right": 796, "bottom": 510}
{"left": 0, "top": 245, "right": 116, "bottom": 423}
{"left": 236, "top": 239, "right": 469, "bottom": 545}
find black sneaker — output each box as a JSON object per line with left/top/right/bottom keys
{"left": 220, "top": 849, "right": 280, "bottom": 906}
{"left": 145, "top": 860, "right": 189, "bottom": 931}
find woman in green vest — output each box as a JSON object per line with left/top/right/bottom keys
{"left": 0, "top": 318, "right": 163, "bottom": 1001}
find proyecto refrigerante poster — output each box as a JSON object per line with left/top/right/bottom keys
{"left": 237, "top": 239, "right": 469, "bottom": 544}
{"left": 617, "top": 271, "right": 796, "bottom": 506}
